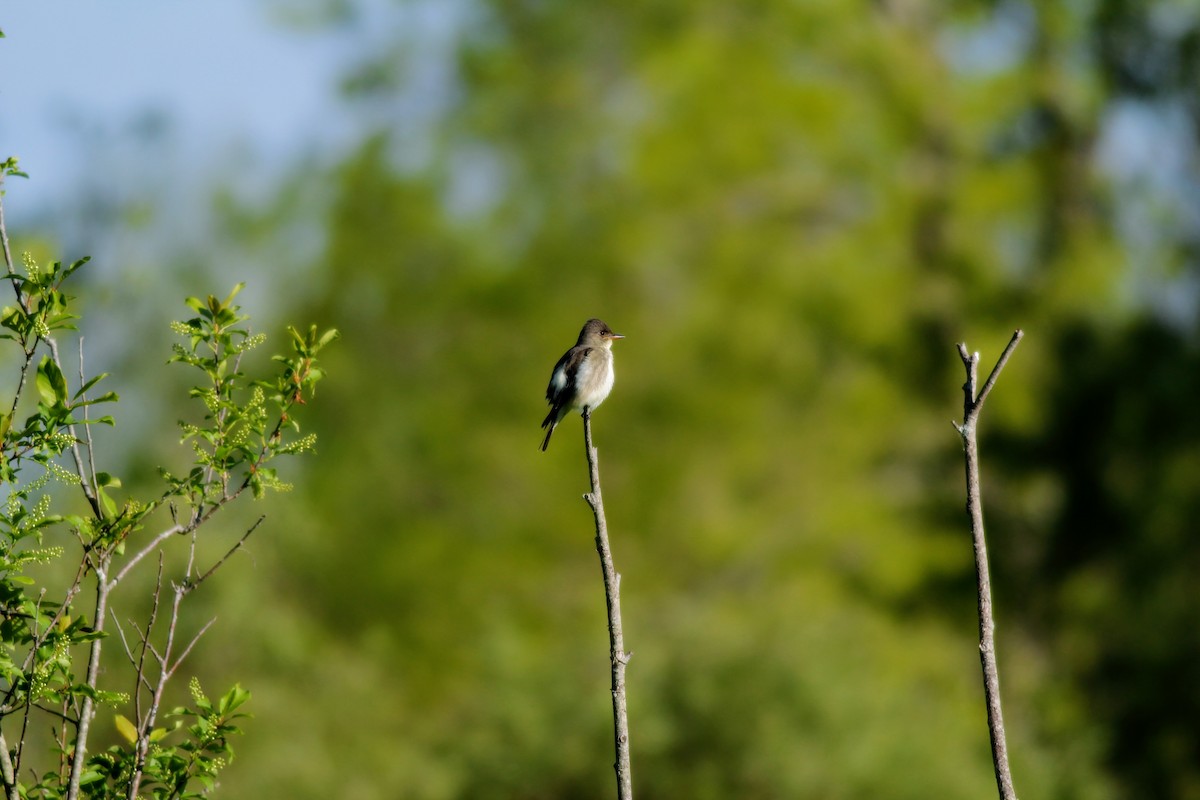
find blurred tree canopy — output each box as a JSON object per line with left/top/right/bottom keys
{"left": 25, "top": 0, "right": 1200, "bottom": 797}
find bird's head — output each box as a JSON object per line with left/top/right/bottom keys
{"left": 579, "top": 318, "right": 625, "bottom": 347}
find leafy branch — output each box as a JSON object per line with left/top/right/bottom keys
{"left": 0, "top": 159, "right": 337, "bottom": 799}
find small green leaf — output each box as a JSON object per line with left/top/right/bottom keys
{"left": 63, "top": 256, "right": 90, "bottom": 277}
{"left": 73, "top": 372, "right": 109, "bottom": 399}
{"left": 97, "top": 487, "right": 117, "bottom": 519}
{"left": 220, "top": 683, "right": 251, "bottom": 713}
{"left": 115, "top": 714, "right": 138, "bottom": 744}
{"left": 95, "top": 472, "right": 121, "bottom": 489}
{"left": 317, "top": 327, "right": 340, "bottom": 349}
{"left": 78, "top": 769, "right": 105, "bottom": 786}
{"left": 35, "top": 357, "right": 67, "bottom": 406}
{"left": 223, "top": 282, "right": 246, "bottom": 307}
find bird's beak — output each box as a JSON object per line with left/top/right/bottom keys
{"left": 609, "top": 333, "right": 625, "bottom": 340}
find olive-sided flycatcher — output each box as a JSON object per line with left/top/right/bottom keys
{"left": 540, "top": 318, "right": 624, "bottom": 451}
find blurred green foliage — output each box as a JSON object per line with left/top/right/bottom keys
{"left": 22, "top": 0, "right": 1200, "bottom": 797}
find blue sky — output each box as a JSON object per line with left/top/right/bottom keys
{"left": 1, "top": 3, "right": 358, "bottom": 214}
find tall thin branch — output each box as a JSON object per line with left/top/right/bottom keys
{"left": 0, "top": 176, "right": 34, "bottom": 423}
{"left": 581, "top": 410, "right": 632, "bottom": 800}
{"left": 191, "top": 515, "right": 263, "bottom": 588}
{"left": 77, "top": 338, "right": 100, "bottom": 498}
{"left": 0, "top": 173, "right": 23, "bottom": 294}
{"left": 127, "top": 577, "right": 187, "bottom": 800}
{"left": 955, "top": 329, "right": 1023, "bottom": 800}
{"left": 47, "top": 337, "right": 101, "bottom": 518}
{"left": 65, "top": 564, "right": 110, "bottom": 800}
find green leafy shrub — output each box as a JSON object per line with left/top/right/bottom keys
{"left": 0, "top": 158, "right": 337, "bottom": 799}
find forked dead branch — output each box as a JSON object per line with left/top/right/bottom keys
{"left": 955, "top": 330, "right": 1023, "bottom": 800}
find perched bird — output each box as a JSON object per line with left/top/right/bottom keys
{"left": 541, "top": 318, "right": 624, "bottom": 451}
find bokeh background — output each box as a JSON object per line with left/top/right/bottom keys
{"left": 4, "top": 1, "right": 1200, "bottom": 798}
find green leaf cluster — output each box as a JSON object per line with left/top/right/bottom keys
{"left": 0, "top": 156, "right": 25, "bottom": 180}
{"left": 80, "top": 681, "right": 250, "bottom": 800}
{"left": 0, "top": 202, "right": 334, "bottom": 798}
{"left": 165, "top": 283, "right": 337, "bottom": 502}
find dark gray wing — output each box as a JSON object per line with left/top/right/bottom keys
{"left": 546, "top": 345, "right": 594, "bottom": 405}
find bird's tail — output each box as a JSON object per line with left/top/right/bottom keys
{"left": 540, "top": 408, "right": 560, "bottom": 451}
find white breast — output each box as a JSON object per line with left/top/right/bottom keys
{"left": 576, "top": 350, "right": 615, "bottom": 412}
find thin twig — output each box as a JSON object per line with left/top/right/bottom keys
{"left": 29, "top": 704, "right": 73, "bottom": 725}
{"left": 55, "top": 696, "right": 71, "bottom": 782}
{"left": 0, "top": 179, "right": 34, "bottom": 420}
{"left": 129, "top": 634, "right": 178, "bottom": 799}
{"left": 108, "top": 615, "right": 154, "bottom": 696}
{"left": 124, "top": 514, "right": 254, "bottom": 799}
{"left": 65, "top": 564, "right": 111, "bottom": 800}
{"left": 958, "top": 331, "right": 1024, "bottom": 418}
{"left": 165, "top": 617, "right": 216, "bottom": 681}
{"left": 47, "top": 337, "right": 100, "bottom": 517}
{"left": 110, "top": 525, "right": 184, "bottom": 589}
{"left": 7, "top": 351, "right": 33, "bottom": 420}
{"left": 0, "top": 173, "right": 26, "bottom": 305}
{"left": 113, "top": 486, "right": 255, "bottom": 590}
{"left": 955, "top": 329, "right": 1022, "bottom": 800}
{"left": 581, "top": 410, "right": 633, "bottom": 800}
{"left": 78, "top": 337, "right": 100, "bottom": 496}
{"left": 126, "top": 559, "right": 182, "bottom": 800}
{"left": 137, "top": 556, "right": 168, "bottom": 724}
{"left": 191, "top": 515, "right": 264, "bottom": 588}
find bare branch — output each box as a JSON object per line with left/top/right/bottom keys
{"left": 165, "top": 617, "right": 216, "bottom": 681}
{"left": 0, "top": 173, "right": 26, "bottom": 309}
{"left": 108, "top": 615, "right": 153, "bottom": 696}
{"left": 581, "top": 410, "right": 633, "bottom": 800}
{"left": 135, "top": 556, "right": 168, "bottom": 724}
{"left": 47, "top": 337, "right": 101, "bottom": 517}
{"left": 128, "top": 554, "right": 209, "bottom": 800}
{"left": 65, "top": 565, "right": 111, "bottom": 800}
{"left": 191, "top": 515, "right": 264, "bottom": 589}
{"left": 30, "top": 704, "right": 73, "bottom": 725}
{"left": 112, "top": 491, "right": 248, "bottom": 590}
{"left": 0, "top": 176, "right": 34, "bottom": 423}
{"left": 110, "top": 525, "right": 183, "bottom": 590}
{"left": 955, "top": 331, "right": 1023, "bottom": 800}
{"left": 7, "top": 351, "right": 33, "bottom": 421}
{"left": 963, "top": 330, "right": 1024, "bottom": 415}
{"left": 77, "top": 337, "right": 100, "bottom": 495}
